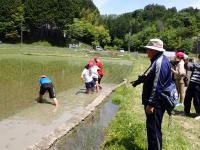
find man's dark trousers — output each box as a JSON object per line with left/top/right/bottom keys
{"left": 184, "top": 82, "right": 200, "bottom": 115}
{"left": 146, "top": 105, "right": 165, "bottom": 150}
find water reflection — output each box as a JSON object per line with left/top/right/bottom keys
{"left": 50, "top": 99, "right": 118, "bottom": 150}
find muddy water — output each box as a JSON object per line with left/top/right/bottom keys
{"left": 0, "top": 83, "right": 117, "bottom": 150}
{"left": 0, "top": 54, "right": 131, "bottom": 120}
{"left": 50, "top": 99, "right": 118, "bottom": 150}
{"left": 0, "top": 53, "right": 132, "bottom": 150}
{"left": 0, "top": 55, "right": 82, "bottom": 120}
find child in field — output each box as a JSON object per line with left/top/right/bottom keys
{"left": 81, "top": 62, "right": 94, "bottom": 94}
{"left": 38, "top": 75, "right": 59, "bottom": 107}
{"left": 94, "top": 56, "right": 104, "bottom": 89}
{"left": 90, "top": 60, "right": 100, "bottom": 93}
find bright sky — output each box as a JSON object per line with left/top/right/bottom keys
{"left": 93, "top": 0, "right": 200, "bottom": 15}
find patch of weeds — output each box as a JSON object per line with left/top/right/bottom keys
{"left": 102, "top": 86, "right": 146, "bottom": 150}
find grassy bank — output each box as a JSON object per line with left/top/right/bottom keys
{"left": 101, "top": 56, "right": 200, "bottom": 150}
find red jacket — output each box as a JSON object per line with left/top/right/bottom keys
{"left": 96, "top": 62, "right": 104, "bottom": 75}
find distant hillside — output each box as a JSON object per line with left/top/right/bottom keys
{"left": 101, "top": 4, "right": 200, "bottom": 53}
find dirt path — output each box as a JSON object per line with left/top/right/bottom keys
{"left": 0, "top": 83, "right": 123, "bottom": 150}
{"left": 173, "top": 113, "right": 200, "bottom": 147}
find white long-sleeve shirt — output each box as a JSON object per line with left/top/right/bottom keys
{"left": 81, "top": 68, "right": 93, "bottom": 83}
{"left": 91, "top": 65, "right": 99, "bottom": 79}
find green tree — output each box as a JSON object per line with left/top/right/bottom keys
{"left": 113, "top": 37, "right": 123, "bottom": 49}
{"left": 95, "top": 25, "right": 111, "bottom": 46}
{"left": 24, "top": 0, "right": 80, "bottom": 30}
{"left": 180, "top": 38, "right": 194, "bottom": 54}
{"left": 65, "top": 19, "right": 110, "bottom": 46}
{"left": 0, "top": 0, "right": 24, "bottom": 41}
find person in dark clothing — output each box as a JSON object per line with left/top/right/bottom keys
{"left": 142, "top": 39, "right": 173, "bottom": 150}
{"left": 38, "top": 75, "right": 59, "bottom": 107}
{"left": 184, "top": 54, "right": 200, "bottom": 120}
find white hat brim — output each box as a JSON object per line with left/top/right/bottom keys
{"left": 144, "top": 45, "right": 165, "bottom": 52}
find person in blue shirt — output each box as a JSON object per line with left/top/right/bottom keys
{"left": 38, "top": 75, "right": 59, "bottom": 107}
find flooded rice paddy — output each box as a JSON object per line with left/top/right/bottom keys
{"left": 0, "top": 53, "right": 132, "bottom": 120}
{"left": 0, "top": 47, "right": 132, "bottom": 149}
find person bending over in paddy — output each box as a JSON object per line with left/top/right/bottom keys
{"left": 38, "top": 75, "right": 59, "bottom": 107}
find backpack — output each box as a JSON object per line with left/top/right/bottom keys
{"left": 160, "top": 81, "right": 178, "bottom": 115}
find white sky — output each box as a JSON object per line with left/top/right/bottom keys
{"left": 93, "top": 0, "right": 200, "bottom": 15}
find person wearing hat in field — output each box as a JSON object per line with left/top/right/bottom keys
{"left": 38, "top": 75, "right": 59, "bottom": 107}
{"left": 171, "top": 51, "right": 186, "bottom": 105}
{"left": 81, "top": 61, "right": 95, "bottom": 94}
{"left": 142, "top": 39, "right": 173, "bottom": 150}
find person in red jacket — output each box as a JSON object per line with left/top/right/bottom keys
{"left": 94, "top": 56, "right": 104, "bottom": 89}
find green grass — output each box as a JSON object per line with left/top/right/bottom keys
{"left": 0, "top": 43, "right": 136, "bottom": 61}
{"left": 101, "top": 56, "right": 200, "bottom": 150}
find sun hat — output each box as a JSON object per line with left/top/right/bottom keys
{"left": 176, "top": 52, "right": 184, "bottom": 58}
{"left": 144, "top": 38, "right": 165, "bottom": 52}
{"left": 40, "top": 75, "right": 47, "bottom": 78}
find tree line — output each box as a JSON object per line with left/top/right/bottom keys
{"left": 102, "top": 5, "right": 200, "bottom": 53}
{"left": 0, "top": 0, "right": 109, "bottom": 46}
{"left": 0, "top": 1, "right": 200, "bottom": 53}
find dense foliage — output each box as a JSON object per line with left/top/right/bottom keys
{"left": 101, "top": 5, "right": 200, "bottom": 53}
{"left": 0, "top": 0, "right": 24, "bottom": 41}
{"left": 0, "top": 0, "right": 101, "bottom": 45}
{"left": 0, "top": 2, "right": 200, "bottom": 52}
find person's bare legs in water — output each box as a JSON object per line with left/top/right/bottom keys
{"left": 38, "top": 94, "right": 59, "bottom": 107}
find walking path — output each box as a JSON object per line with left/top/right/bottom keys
{"left": 0, "top": 82, "right": 126, "bottom": 150}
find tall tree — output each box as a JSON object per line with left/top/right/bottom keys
{"left": 0, "top": 0, "right": 24, "bottom": 41}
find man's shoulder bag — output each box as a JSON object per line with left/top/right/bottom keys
{"left": 160, "top": 81, "right": 178, "bottom": 115}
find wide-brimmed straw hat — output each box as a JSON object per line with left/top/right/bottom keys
{"left": 144, "top": 38, "right": 165, "bottom": 52}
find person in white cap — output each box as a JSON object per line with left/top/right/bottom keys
{"left": 142, "top": 39, "right": 173, "bottom": 150}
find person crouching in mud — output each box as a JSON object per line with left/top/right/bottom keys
{"left": 37, "top": 75, "right": 59, "bottom": 107}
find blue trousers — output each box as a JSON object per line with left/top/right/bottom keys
{"left": 145, "top": 105, "right": 165, "bottom": 150}
{"left": 184, "top": 82, "right": 200, "bottom": 115}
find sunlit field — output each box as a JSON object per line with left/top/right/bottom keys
{"left": 0, "top": 44, "right": 133, "bottom": 120}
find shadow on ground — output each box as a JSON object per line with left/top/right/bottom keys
{"left": 173, "top": 109, "right": 197, "bottom": 118}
